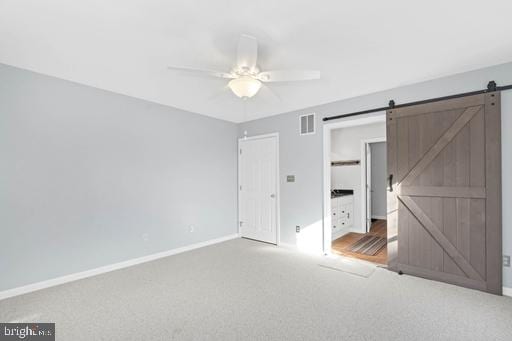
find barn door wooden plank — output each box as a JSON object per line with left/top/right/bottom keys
{"left": 429, "top": 112, "right": 445, "bottom": 273}
{"left": 395, "top": 263, "right": 487, "bottom": 291}
{"left": 470, "top": 109, "right": 485, "bottom": 187}
{"left": 399, "top": 195, "right": 484, "bottom": 282}
{"left": 456, "top": 198, "right": 471, "bottom": 266}
{"left": 388, "top": 93, "right": 485, "bottom": 119}
{"left": 396, "top": 117, "right": 409, "bottom": 182}
{"left": 469, "top": 199, "right": 486, "bottom": 279}
{"left": 400, "top": 106, "right": 482, "bottom": 186}
{"left": 430, "top": 197, "right": 444, "bottom": 272}
{"left": 484, "top": 92, "right": 502, "bottom": 295}
{"left": 398, "top": 186, "right": 485, "bottom": 198}
{"left": 442, "top": 197, "right": 464, "bottom": 277}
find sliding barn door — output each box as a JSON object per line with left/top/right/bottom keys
{"left": 386, "top": 93, "right": 502, "bottom": 294}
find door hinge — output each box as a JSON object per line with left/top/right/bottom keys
{"left": 239, "top": 221, "right": 243, "bottom": 227}
{"left": 239, "top": 185, "right": 242, "bottom": 191}
{"left": 239, "top": 149, "right": 242, "bottom": 155}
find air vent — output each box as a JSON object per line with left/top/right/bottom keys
{"left": 300, "top": 113, "right": 315, "bottom": 135}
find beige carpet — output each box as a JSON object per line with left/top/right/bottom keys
{"left": 1, "top": 238, "right": 511, "bottom": 340}
{"left": 318, "top": 255, "right": 376, "bottom": 277}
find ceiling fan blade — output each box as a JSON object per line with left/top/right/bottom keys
{"left": 236, "top": 34, "right": 258, "bottom": 72}
{"left": 257, "top": 70, "right": 320, "bottom": 82}
{"left": 260, "top": 83, "right": 282, "bottom": 102}
{"left": 167, "top": 66, "right": 235, "bottom": 79}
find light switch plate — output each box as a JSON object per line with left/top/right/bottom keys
{"left": 504, "top": 255, "right": 511, "bottom": 267}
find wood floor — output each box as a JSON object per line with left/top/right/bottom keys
{"left": 331, "top": 220, "right": 387, "bottom": 265}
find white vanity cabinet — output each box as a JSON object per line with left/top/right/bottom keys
{"left": 331, "top": 195, "right": 354, "bottom": 239}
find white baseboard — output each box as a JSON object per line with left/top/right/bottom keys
{"left": 371, "top": 215, "right": 387, "bottom": 220}
{"left": 0, "top": 233, "right": 239, "bottom": 301}
{"left": 503, "top": 287, "right": 512, "bottom": 297}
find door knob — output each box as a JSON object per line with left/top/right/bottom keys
{"left": 270, "top": 194, "right": 276, "bottom": 198}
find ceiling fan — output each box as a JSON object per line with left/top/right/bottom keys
{"left": 168, "top": 34, "right": 320, "bottom": 99}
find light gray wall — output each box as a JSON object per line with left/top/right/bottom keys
{"left": 370, "top": 142, "right": 387, "bottom": 219}
{"left": 238, "top": 62, "right": 512, "bottom": 288}
{"left": 0, "top": 64, "right": 238, "bottom": 291}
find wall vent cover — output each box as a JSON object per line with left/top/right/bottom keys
{"left": 300, "top": 113, "right": 315, "bottom": 135}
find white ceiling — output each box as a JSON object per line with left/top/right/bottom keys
{"left": 1, "top": 1, "right": 512, "bottom": 123}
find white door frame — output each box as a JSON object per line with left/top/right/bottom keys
{"left": 360, "top": 137, "right": 386, "bottom": 233}
{"left": 238, "top": 132, "right": 281, "bottom": 245}
{"left": 322, "top": 114, "right": 386, "bottom": 254}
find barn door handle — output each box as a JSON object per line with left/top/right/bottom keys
{"left": 388, "top": 174, "right": 393, "bottom": 192}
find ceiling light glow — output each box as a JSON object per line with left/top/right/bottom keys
{"left": 228, "top": 76, "right": 262, "bottom": 98}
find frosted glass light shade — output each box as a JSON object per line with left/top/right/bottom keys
{"left": 228, "top": 76, "right": 262, "bottom": 98}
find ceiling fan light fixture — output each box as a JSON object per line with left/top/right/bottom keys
{"left": 228, "top": 76, "right": 262, "bottom": 98}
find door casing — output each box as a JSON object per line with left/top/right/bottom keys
{"left": 322, "top": 115, "right": 386, "bottom": 254}
{"left": 360, "top": 137, "right": 386, "bottom": 233}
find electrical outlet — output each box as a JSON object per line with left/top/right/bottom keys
{"left": 189, "top": 225, "right": 195, "bottom": 233}
{"left": 504, "top": 255, "right": 511, "bottom": 267}
{"left": 142, "top": 233, "right": 149, "bottom": 242}
{"left": 296, "top": 226, "right": 300, "bottom": 233}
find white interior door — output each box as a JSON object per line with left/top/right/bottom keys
{"left": 365, "top": 143, "right": 372, "bottom": 232}
{"left": 239, "top": 135, "right": 278, "bottom": 244}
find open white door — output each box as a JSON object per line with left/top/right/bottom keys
{"left": 365, "top": 143, "right": 372, "bottom": 232}
{"left": 239, "top": 134, "right": 279, "bottom": 244}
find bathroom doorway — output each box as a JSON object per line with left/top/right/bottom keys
{"left": 323, "top": 114, "right": 387, "bottom": 265}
